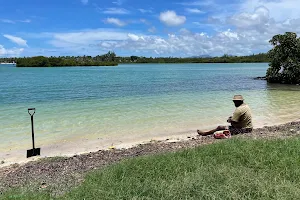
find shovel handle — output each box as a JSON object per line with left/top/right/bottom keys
{"left": 28, "top": 108, "right": 35, "bottom": 116}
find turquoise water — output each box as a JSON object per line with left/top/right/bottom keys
{"left": 1, "top": 63, "right": 300, "bottom": 153}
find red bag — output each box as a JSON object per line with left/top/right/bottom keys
{"left": 213, "top": 130, "right": 231, "bottom": 139}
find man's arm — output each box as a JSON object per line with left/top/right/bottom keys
{"left": 227, "top": 116, "right": 239, "bottom": 126}
{"left": 229, "top": 106, "right": 245, "bottom": 128}
{"left": 230, "top": 120, "right": 240, "bottom": 126}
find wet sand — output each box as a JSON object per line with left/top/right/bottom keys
{"left": 0, "top": 120, "right": 300, "bottom": 196}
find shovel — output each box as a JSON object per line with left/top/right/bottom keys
{"left": 27, "top": 108, "right": 41, "bottom": 158}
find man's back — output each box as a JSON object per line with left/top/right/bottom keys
{"left": 232, "top": 104, "right": 253, "bottom": 129}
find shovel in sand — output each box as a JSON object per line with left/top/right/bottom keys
{"left": 27, "top": 108, "right": 41, "bottom": 158}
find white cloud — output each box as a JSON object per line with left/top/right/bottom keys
{"left": 81, "top": 0, "right": 88, "bottom": 5}
{"left": 192, "top": 22, "right": 201, "bottom": 26}
{"left": 1, "top": 19, "right": 15, "bottom": 24}
{"left": 112, "top": 28, "right": 273, "bottom": 56}
{"left": 103, "top": 8, "right": 129, "bottom": 14}
{"left": 177, "top": 0, "right": 215, "bottom": 6}
{"left": 112, "top": 0, "right": 124, "bottom": 5}
{"left": 159, "top": 11, "right": 186, "bottom": 26}
{"left": 1, "top": 19, "right": 31, "bottom": 24}
{"left": 179, "top": 28, "right": 191, "bottom": 35}
{"left": 140, "top": 19, "right": 151, "bottom": 25}
{"left": 104, "top": 18, "right": 126, "bottom": 26}
{"left": 148, "top": 26, "right": 156, "bottom": 33}
{"left": 0, "top": 45, "right": 24, "bottom": 57}
{"left": 138, "top": 9, "right": 153, "bottom": 13}
{"left": 127, "top": 34, "right": 139, "bottom": 41}
{"left": 228, "top": 6, "right": 270, "bottom": 32}
{"left": 49, "top": 29, "right": 254, "bottom": 56}
{"left": 206, "top": 17, "right": 223, "bottom": 24}
{"left": 3, "top": 34, "right": 28, "bottom": 47}
{"left": 218, "top": 29, "right": 239, "bottom": 40}
{"left": 185, "top": 8, "right": 205, "bottom": 14}
{"left": 241, "top": 0, "right": 300, "bottom": 21}
{"left": 49, "top": 29, "right": 129, "bottom": 49}
{"left": 23, "top": 28, "right": 270, "bottom": 57}
{"left": 226, "top": 4, "right": 300, "bottom": 36}
{"left": 18, "top": 19, "right": 31, "bottom": 23}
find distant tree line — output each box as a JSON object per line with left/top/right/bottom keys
{"left": 15, "top": 51, "right": 118, "bottom": 67}
{"left": 118, "top": 53, "right": 269, "bottom": 63}
{"left": 0, "top": 57, "right": 16, "bottom": 63}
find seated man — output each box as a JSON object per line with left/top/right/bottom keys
{"left": 197, "top": 95, "right": 253, "bottom": 136}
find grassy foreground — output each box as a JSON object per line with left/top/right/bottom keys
{"left": 3, "top": 138, "right": 300, "bottom": 199}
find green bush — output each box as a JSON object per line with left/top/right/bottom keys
{"left": 267, "top": 32, "right": 300, "bottom": 84}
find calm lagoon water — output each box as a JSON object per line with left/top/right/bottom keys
{"left": 1, "top": 63, "right": 300, "bottom": 154}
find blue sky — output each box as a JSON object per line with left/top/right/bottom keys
{"left": 1, "top": 0, "right": 300, "bottom": 57}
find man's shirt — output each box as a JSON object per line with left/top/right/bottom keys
{"left": 231, "top": 104, "right": 253, "bottom": 129}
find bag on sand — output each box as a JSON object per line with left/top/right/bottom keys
{"left": 213, "top": 130, "right": 231, "bottom": 139}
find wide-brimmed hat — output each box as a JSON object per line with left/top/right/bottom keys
{"left": 233, "top": 95, "right": 244, "bottom": 101}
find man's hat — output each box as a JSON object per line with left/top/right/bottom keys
{"left": 233, "top": 95, "right": 244, "bottom": 101}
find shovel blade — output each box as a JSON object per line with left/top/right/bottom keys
{"left": 27, "top": 148, "right": 41, "bottom": 158}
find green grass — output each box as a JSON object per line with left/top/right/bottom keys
{"left": 3, "top": 138, "right": 300, "bottom": 199}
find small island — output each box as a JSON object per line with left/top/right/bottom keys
{"left": 15, "top": 51, "right": 118, "bottom": 67}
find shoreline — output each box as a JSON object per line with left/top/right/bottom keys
{"left": 0, "top": 129, "right": 200, "bottom": 168}
{"left": 0, "top": 120, "right": 300, "bottom": 196}
{"left": 0, "top": 118, "right": 298, "bottom": 168}
{"left": 0, "top": 118, "right": 299, "bottom": 168}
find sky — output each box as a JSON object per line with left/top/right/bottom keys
{"left": 1, "top": 0, "right": 300, "bottom": 57}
